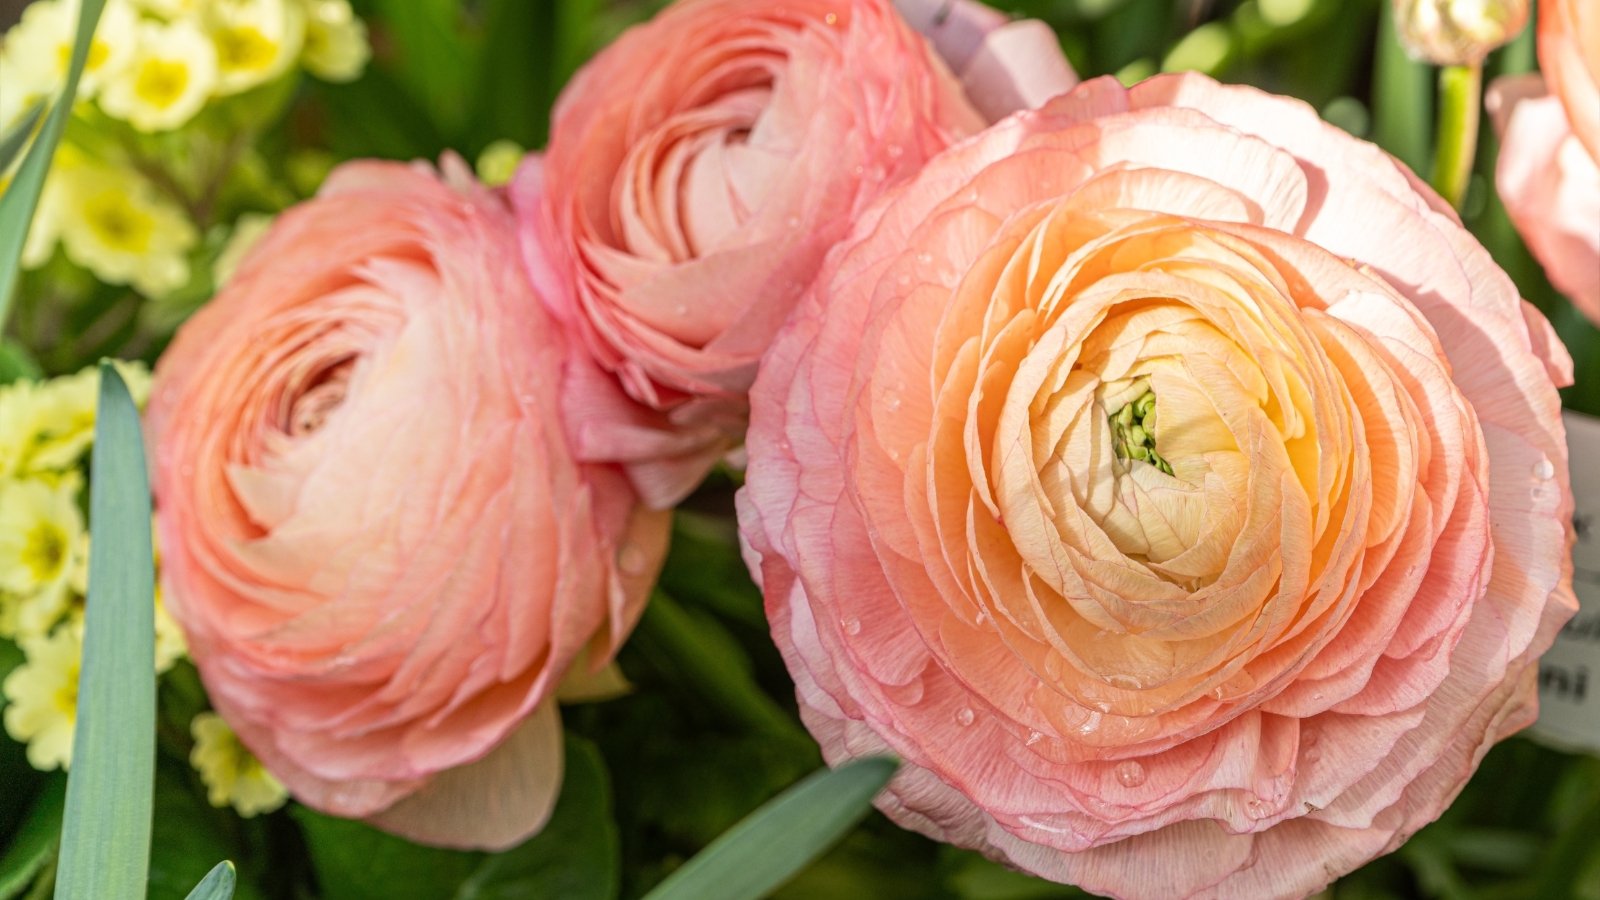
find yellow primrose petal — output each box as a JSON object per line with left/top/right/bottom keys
{"left": 212, "top": 212, "right": 274, "bottom": 286}
{"left": 0, "top": 382, "right": 45, "bottom": 479}
{"left": 153, "top": 587, "right": 187, "bottom": 674}
{"left": 2, "top": 624, "right": 82, "bottom": 772}
{"left": 0, "top": 476, "right": 84, "bottom": 616}
{"left": 190, "top": 712, "right": 287, "bottom": 817}
{"left": 299, "top": 0, "right": 368, "bottom": 83}
{"left": 55, "top": 160, "right": 197, "bottom": 296}
{"left": 209, "top": 0, "right": 305, "bottom": 95}
{"left": 4, "top": 0, "right": 137, "bottom": 100}
{"left": 99, "top": 17, "right": 218, "bottom": 131}
{"left": 26, "top": 361, "right": 153, "bottom": 474}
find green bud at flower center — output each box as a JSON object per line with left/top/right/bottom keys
{"left": 1110, "top": 390, "right": 1173, "bottom": 475}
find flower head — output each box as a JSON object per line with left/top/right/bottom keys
{"left": 190, "top": 711, "right": 288, "bottom": 816}
{"left": 53, "top": 157, "right": 197, "bottom": 296}
{"left": 0, "top": 475, "right": 86, "bottom": 638}
{"left": 299, "top": 0, "right": 368, "bottom": 83}
{"left": 741, "top": 74, "right": 1575, "bottom": 899}
{"left": 2, "top": 624, "right": 82, "bottom": 771}
{"left": 207, "top": 0, "right": 305, "bottom": 95}
{"left": 99, "top": 16, "right": 219, "bottom": 132}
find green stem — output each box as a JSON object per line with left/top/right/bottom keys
{"left": 1430, "top": 63, "right": 1483, "bottom": 210}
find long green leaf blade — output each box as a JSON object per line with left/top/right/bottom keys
{"left": 182, "top": 862, "right": 236, "bottom": 900}
{"left": 0, "top": 102, "right": 45, "bottom": 175}
{"left": 643, "top": 757, "right": 897, "bottom": 900}
{"left": 0, "top": 0, "right": 106, "bottom": 326}
{"left": 53, "top": 364, "right": 156, "bottom": 900}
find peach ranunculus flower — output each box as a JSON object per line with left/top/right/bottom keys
{"left": 1490, "top": 0, "right": 1600, "bottom": 323}
{"left": 147, "top": 158, "right": 670, "bottom": 850}
{"left": 511, "top": 0, "right": 1075, "bottom": 508}
{"left": 740, "top": 74, "right": 1576, "bottom": 899}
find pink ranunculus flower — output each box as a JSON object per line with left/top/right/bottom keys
{"left": 740, "top": 74, "right": 1576, "bottom": 899}
{"left": 1490, "top": 0, "right": 1600, "bottom": 323}
{"left": 148, "top": 158, "right": 670, "bottom": 850}
{"left": 512, "top": 0, "right": 1075, "bottom": 508}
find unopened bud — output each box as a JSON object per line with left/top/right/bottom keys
{"left": 1393, "top": 0, "right": 1528, "bottom": 66}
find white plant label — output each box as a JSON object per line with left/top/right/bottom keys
{"left": 1532, "top": 411, "right": 1600, "bottom": 753}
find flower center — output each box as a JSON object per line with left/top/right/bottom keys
{"left": 216, "top": 26, "right": 277, "bottom": 75}
{"left": 23, "top": 523, "right": 67, "bottom": 583}
{"left": 133, "top": 59, "right": 191, "bottom": 110}
{"left": 1109, "top": 390, "right": 1172, "bottom": 475}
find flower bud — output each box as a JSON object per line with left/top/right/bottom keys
{"left": 1393, "top": 0, "right": 1529, "bottom": 66}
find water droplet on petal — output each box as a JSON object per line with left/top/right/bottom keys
{"left": 887, "top": 144, "right": 905, "bottom": 159}
{"left": 841, "top": 616, "right": 861, "bottom": 636}
{"left": 1113, "top": 760, "right": 1146, "bottom": 788}
{"left": 955, "top": 707, "right": 975, "bottom": 727}
{"left": 915, "top": 252, "right": 933, "bottom": 265}
{"left": 1025, "top": 730, "right": 1044, "bottom": 746}
{"left": 1533, "top": 457, "right": 1555, "bottom": 480}
{"left": 1245, "top": 798, "right": 1270, "bottom": 820}
{"left": 883, "top": 392, "right": 902, "bottom": 412}
{"left": 786, "top": 216, "right": 802, "bottom": 229}
{"left": 674, "top": 304, "right": 690, "bottom": 317}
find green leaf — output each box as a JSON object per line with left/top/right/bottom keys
{"left": 0, "top": 341, "right": 42, "bottom": 385}
{"left": 0, "top": 0, "right": 106, "bottom": 328}
{"left": 297, "top": 735, "right": 620, "bottom": 900}
{"left": 181, "top": 863, "right": 234, "bottom": 900}
{"left": 0, "top": 102, "right": 45, "bottom": 175}
{"left": 369, "top": 0, "right": 472, "bottom": 138}
{"left": 642, "top": 757, "right": 898, "bottom": 900}
{"left": 54, "top": 364, "right": 156, "bottom": 900}
{"left": 633, "top": 591, "right": 806, "bottom": 741}
{"left": 0, "top": 778, "right": 65, "bottom": 900}
{"left": 1371, "top": 3, "right": 1432, "bottom": 176}
{"left": 452, "top": 736, "right": 620, "bottom": 900}
{"left": 468, "top": 0, "right": 559, "bottom": 151}
{"left": 146, "top": 758, "right": 260, "bottom": 900}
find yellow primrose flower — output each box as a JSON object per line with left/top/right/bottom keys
{"left": 99, "top": 16, "right": 218, "bottom": 132}
{"left": 211, "top": 211, "right": 273, "bottom": 286}
{"left": 0, "top": 476, "right": 85, "bottom": 632}
{"left": 189, "top": 712, "right": 287, "bottom": 817}
{"left": 130, "top": 0, "right": 203, "bottom": 17}
{"left": 26, "top": 361, "right": 153, "bottom": 473}
{"left": 62, "top": 532, "right": 185, "bottom": 674}
{"left": 208, "top": 0, "right": 305, "bottom": 95}
{"left": 299, "top": 0, "right": 367, "bottom": 83}
{"left": 55, "top": 159, "right": 197, "bottom": 296}
{"left": 475, "top": 140, "right": 526, "bottom": 188}
{"left": 0, "top": 382, "right": 44, "bottom": 479}
{"left": 2, "top": 624, "right": 82, "bottom": 771}
{"left": 2, "top": 0, "right": 138, "bottom": 101}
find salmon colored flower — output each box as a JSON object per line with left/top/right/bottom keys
{"left": 513, "top": 0, "right": 1074, "bottom": 507}
{"left": 1491, "top": 0, "right": 1600, "bottom": 323}
{"left": 740, "top": 74, "right": 1576, "bottom": 899}
{"left": 148, "top": 158, "right": 669, "bottom": 850}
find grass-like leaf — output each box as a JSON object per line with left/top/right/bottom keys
{"left": 643, "top": 757, "right": 898, "bottom": 900}
{"left": 182, "top": 862, "right": 236, "bottom": 900}
{"left": 0, "top": 0, "right": 106, "bottom": 327}
{"left": 53, "top": 364, "right": 156, "bottom": 900}
{"left": 0, "top": 102, "right": 45, "bottom": 175}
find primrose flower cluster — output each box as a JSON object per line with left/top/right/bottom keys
{"left": 0, "top": 0, "right": 370, "bottom": 298}
{"left": 0, "top": 363, "right": 282, "bottom": 817}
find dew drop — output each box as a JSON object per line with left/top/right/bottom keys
{"left": 1112, "top": 760, "right": 1147, "bottom": 788}
{"left": 887, "top": 144, "right": 905, "bottom": 159}
{"left": 896, "top": 273, "right": 912, "bottom": 286}
{"left": 1025, "top": 730, "right": 1044, "bottom": 746}
{"left": 841, "top": 616, "right": 862, "bottom": 636}
{"left": 1533, "top": 457, "right": 1555, "bottom": 480}
{"left": 955, "top": 707, "right": 976, "bottom": 727}
{"left": 884, "top": 392, "right": 902, "bottom": 412}
{"left": 778, "top": 439, "right": 792, "bottom": 453}
{"left": 1106, "top": 673, "right": 1145, "bottom": 691}
{"left": 786, "top": 215, "right": 803, "bottom": 229}
{"left": 915, "top": 252, "right": 933, "bottom": 265}
{"left": 674, "top": 304, "right": 690, "bottom": 317}
{"left": 974, "top": 609, "right": 990, "bottom": 627}
{"left": 1245, "top": 798, "right": 1270, "bottom": 820}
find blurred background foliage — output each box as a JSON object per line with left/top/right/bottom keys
{"left": 1, "top": 1, "right": 1597, "bottom": 898}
